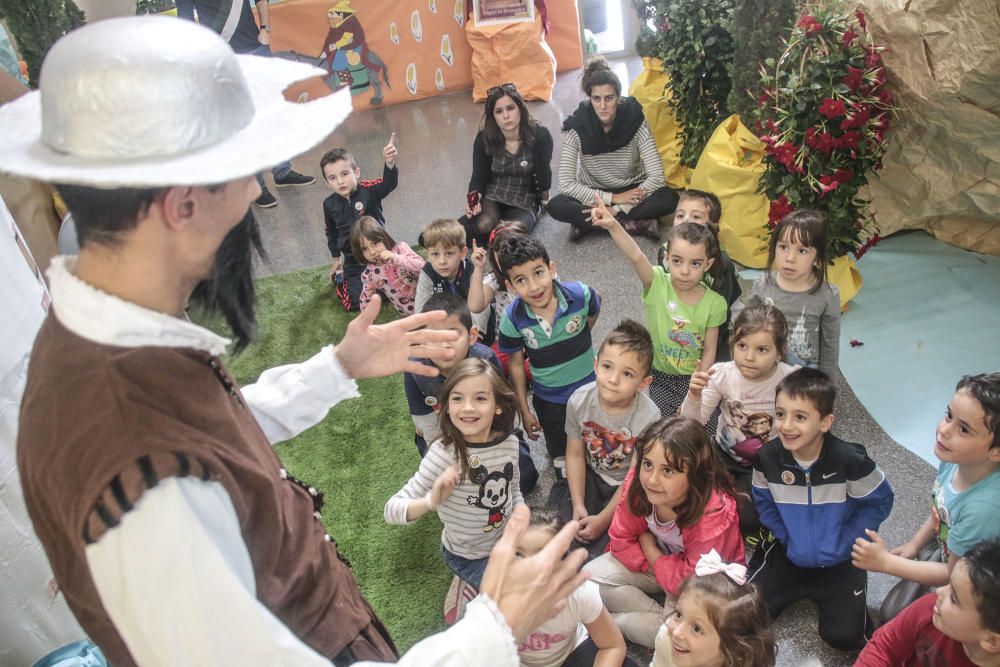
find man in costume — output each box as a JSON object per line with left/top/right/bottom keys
{"left": 0, "top": 16, "right": 586, "bottom": 666}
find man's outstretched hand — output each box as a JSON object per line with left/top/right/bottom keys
{"left": 334, "top": 295, "right": 459, "bottom": 379}
{"left": 479, "top": 505, "right": 589, "bottom": 643}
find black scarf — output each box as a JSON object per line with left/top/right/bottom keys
{"left": 561, "top": 96, "right": 645, "bottom": 155}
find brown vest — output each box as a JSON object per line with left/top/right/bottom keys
{"left": 18, "top": 313, "right": 396, "bottom": 665}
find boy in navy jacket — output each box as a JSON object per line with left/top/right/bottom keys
{"left": 749, "top": 368, "right": 893, "bottom": 650}
{"left": 322, "top": 137, "right": 397, "bottom": 311}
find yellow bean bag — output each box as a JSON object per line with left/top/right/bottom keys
{"left": 691, "top": 114, "right": 863, "bottom": 307}
{"left": 690, "top": 114, "right": 769, "bottom": 268}
{"left": 628, "top": 57, "right": 687, "bottom": 190}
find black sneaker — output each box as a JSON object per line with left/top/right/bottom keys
{"left": 273, "top": 170, "right": 316, "bottom": 187}
{"left": 254, "top": 187, "right": 277, "bottom": 208}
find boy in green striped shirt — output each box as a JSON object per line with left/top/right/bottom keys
{"left": 496, "top": 235, "right": 601, "bottom": 469}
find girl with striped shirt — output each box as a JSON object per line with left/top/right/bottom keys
{"left": 385, "top": 358, "right": 524, "bottom": 588}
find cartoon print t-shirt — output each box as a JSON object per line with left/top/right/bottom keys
{"left": 931, "top": 463, "right": 1000, "bottom": 560}
{"left": 518, "top": 581, "right": 603, "bottom": 667}
{"left": 679, "top": 361, "right": 799, "bottom": 465}
{"left": 384, "top": 433, "right": 524, "bottom": 559}
{"left": 565, "top": 381, "right": 661, "bottom": 486}
{"left": 643, "top": 267, "right": 727, "bottom": 375}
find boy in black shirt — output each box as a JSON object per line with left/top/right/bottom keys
{"left": 322, "top": 134, "right": 398, "bottom": 310}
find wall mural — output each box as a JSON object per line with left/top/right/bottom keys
{"left": 264, "top": 0, "right": 581, "bottom": 110}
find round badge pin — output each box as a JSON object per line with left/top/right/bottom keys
{"left": 354, "top": 202, "right": 364, "bottom": 212}
{"left": 424, "top": 396, "right": 438, "bottom": 407}
{"left": 565, "top": 319, "right": 579, "bottom": 334}
{"left": 668, "top": 301, "right": 678, "bottom": 311}
{"left": 620, "top": 428, "right": 632, "bottom": 440}
{"left": 519, "top": 160, "right": 528, "bottom": 168}
{"left": 470, "top": 455, "right": 481, "bottom": 468}
{"left": 781, "top": 470, "right": 795, "bottom": 485}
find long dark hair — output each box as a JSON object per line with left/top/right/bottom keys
{"left": 481, "top": 84, "right": 537, "bottom": 158}
{"left": 188, "top": 209, "right": 266, "bottom": 352}
{"left": 437, "top": 358, "right": 517, "bottom": 480}
{"left": 626, "top": 416, "right": 737, "bottom": 528}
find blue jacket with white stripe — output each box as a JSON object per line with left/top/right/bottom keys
{"left": 752, "top": 433, "right": 893, "bottom": 568}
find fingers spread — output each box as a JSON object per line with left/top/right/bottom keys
{"left": 354, "top": 294, "right": 382, "bottom": 327}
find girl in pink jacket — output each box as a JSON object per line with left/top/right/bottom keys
{"left": 583, "top": 415, "right": 745, "bottom": 647}
{"left": 349, "top": 216, "right": 425, "bottom": 315}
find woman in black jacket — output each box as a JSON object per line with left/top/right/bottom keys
{"left": 464, "top": 83, "right": 553, "bottom": 247}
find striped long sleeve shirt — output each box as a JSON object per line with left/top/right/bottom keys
{"left": 384, "top": 433, "right": 523, "bottom": 559}
{"left": 557, "top": 121, "right": 666, "bottom": 206}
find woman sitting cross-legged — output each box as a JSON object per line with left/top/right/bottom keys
{"left": 463, "top": 82, "right": 553, "bottom": 248}
{"left": 549, "top": 56, "right": 678, "bottom": 242}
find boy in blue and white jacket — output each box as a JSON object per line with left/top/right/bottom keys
{"left": 748, "top": 368, "right": 893, "bottom": 651}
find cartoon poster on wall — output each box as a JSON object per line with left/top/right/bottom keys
{"left": 262, "top": 0, "right": 580, "bottom": 110}
{"left": 267, "top": 0, "right": 474, "bottom": 109}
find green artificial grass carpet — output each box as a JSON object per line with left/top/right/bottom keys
{"left": 196, "top": 264, "right": 450, "bottom": 652}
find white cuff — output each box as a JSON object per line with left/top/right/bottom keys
{"left": 467, "top": 595, "right": 519, "bottom": 665}
{"left": 317, "top": 345, "right": 360, "bottom": 401}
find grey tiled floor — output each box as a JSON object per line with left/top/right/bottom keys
{"left": 254, "top": 57, "right": 935, "bottom": 666}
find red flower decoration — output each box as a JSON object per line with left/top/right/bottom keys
{"left": 837, "top": 130, "right": 862, "bottom": 149}
{"left": 855, "top": 9, "right": 867, "bottom": 30}
{"left": 854, "top": 233, "right": 881, "bottom": 260}
{"left": 768, "top": 142, "right": 799, "bottom": 170}
{"left": 797, "top": 15, "right": 822, "bottom": 34}
{"left": 819, "top": 97, "right": 847, "bottom": 119}
{"left": 834, "top": 168, "right": 855, "bottom": 184}
{"left": 840, "top": 103, "right": 871, "bottom": 131}
{"left": 842, "top": 29, "right": 857, "bottom": 48}
{"left": 768, "top": 195, "right": 794, "bottom": 226}
{"left": 817, "top": 174, "right": 839, "bottom": 198}
{"left": 805, "top": 127, "right": 836, "bottom": 154}
{"left": 842, "top": 67, "right": 865, "bottom": 92}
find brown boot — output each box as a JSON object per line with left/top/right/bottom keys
{"left": 569, "top": 222, "right": 593, "bottom": 242}
{"left": 625, "top": 218, "right": 660, "bottom": 241}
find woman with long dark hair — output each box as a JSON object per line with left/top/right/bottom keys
{"left": 550, "top": 57, "right": 679, "bottom": 241}
{"left": 464, "top": 83, "right": 553, "bottom": 246}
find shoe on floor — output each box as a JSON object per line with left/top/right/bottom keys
{"left": 623, "top": 218, "right": 660, "bottom": 241}
{"left": 569, "top": 224, "right": 592, "bottom": 243}
{"left": 254, "top": 187, "right": 277, "bottom": 208}
{"left": 273, "top": 170, "right": 316, "bottom": 187}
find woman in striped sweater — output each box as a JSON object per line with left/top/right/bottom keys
{"left": 549, "top": 57, "right": 678, "bottom": 242}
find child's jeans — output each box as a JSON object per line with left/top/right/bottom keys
{"left": 441, "top": 545, "right": 488, "bottom": 589}
{"left": 584, "top": 552, "right": 671, "bottom": 647}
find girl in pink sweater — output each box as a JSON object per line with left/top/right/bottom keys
{"left": 349, "top": 216, "right": 425, "bottom": 315}
{"left": 583, "top": 416, "right": 745, "bottom": 648}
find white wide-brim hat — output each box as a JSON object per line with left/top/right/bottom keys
{"left": 0, "top": 16, "right": 351, "bottom": 188}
